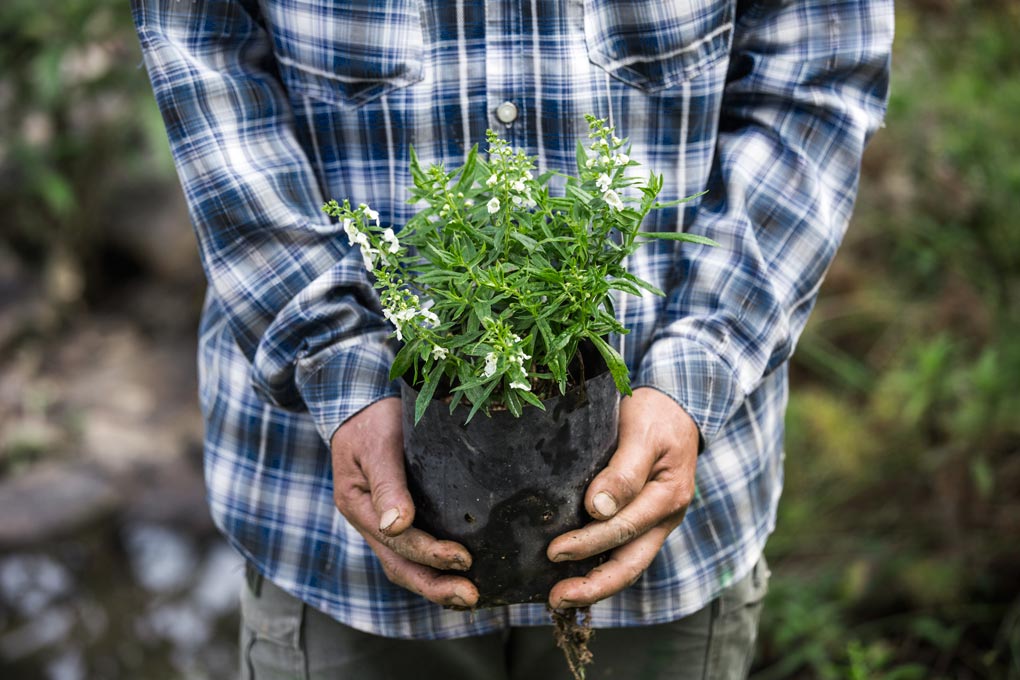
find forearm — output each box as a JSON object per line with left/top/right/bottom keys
{"left": 133, "top": 0, "right": 398, "bottom": 440}
{"left": 634, "top": 0, "right": 894, "bottom": 445}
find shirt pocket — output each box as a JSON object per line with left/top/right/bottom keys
{"left": 583, "top": 0, "right": 734, "bottom": 93}
{"left": 262, "top": 0, "right": 427, "bottom": 108}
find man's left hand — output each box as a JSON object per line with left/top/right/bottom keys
{"left": 547, "top": 387, "right": 699, "bottom": 608}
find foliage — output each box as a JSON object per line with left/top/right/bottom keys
{"left": 323, "top": 116, "right": 712, "bottom": 423}
{"left": 0, "top": 0, "right": 173, "bottom": 271}
{"left": 1, "top": 0, "right": 1018, "bottom": 676}
{"left": 753, "top": 3, "right": 1020, "bottom": 678}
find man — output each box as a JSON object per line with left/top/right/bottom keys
{"left": 133, "top": 0, "right": 892, "bottom": 677}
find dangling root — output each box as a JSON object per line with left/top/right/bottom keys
{"left": 550, "top": 606, "right": 594, "bottom": 680}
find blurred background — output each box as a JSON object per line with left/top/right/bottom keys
{"left": 0, "top": 0, "right": 1017, "bottom": 677}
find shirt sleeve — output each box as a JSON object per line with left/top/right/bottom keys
{"left": 132, "top": 0, "right": 398, "bottom": 445}
{"left": 632, "top": 0, "right": 894, "bottom": 445}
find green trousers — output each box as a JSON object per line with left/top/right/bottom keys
{"left": 240, "top": 556, "right": 768, "bottom": 680}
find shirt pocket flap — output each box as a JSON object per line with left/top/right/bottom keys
{"left": 584, "top": 0, "right": 734, "bottom": 92}
{"left": 264, "top": 0, "right": 427, "bottom": 109}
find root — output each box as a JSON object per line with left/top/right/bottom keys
{"left": 550, "top": 606, "right": 594, "bottom": 680}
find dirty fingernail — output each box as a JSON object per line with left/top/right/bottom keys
{"left": 593, "top": 492, "right": 617, "bottom": 517}
{"left": 449, "top": 554, "right": 470, "bottom": 571}
{"left": 379, "top": 508, "right": 400, "bottom": 532}
{"left": 551, "top": 552, "right": 572, "bottom": 563}
{"left": 448, "top": 594, "right": 470, "bottom": 608}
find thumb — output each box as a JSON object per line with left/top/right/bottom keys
{"left": 368, "top": 456, "right": 416, "bottom": 538}
{"left": 584, "top": 412, "right": 655, "bottom": 521}
{"left": 336, "top": 398, "right": 416, "bottom": 537}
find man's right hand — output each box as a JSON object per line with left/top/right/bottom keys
{"left": 330, "top": 397, "right": 479, "bottom": 608}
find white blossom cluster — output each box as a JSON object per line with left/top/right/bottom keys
{"left": 480, "top": 325, "right": 532, "bottom": 392}
{"left": 584, "top": 130, "right": 631, "bottom": 211}
{"left": 484, "top": 132, "right": 538, "bottom": 215}
{"left": 343, "top": 203, "right": 400, "bottom": 272}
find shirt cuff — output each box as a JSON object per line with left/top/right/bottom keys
{"left": 632, "top": 335, "right": 743, "bottom": 449}
{"left": 296, "top": 332, "right": 401, "bottom": 446}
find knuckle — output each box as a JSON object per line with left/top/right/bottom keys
{"left": 614, "top": 516, "right": 640, "bottom": 545}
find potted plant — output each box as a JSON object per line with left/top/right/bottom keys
{"left": 323, "top": 115, "right": 714, "bottom": 677}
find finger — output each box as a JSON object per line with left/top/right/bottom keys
{"left": 358, "top": 401, "right": 418, "bottom": 536}
{"left": 379, "top": 527, "right": 472, "bottom": 572}
{"left": 365, "top": 534, "right": 479, "bottom": 608}
{"left": 549, "top": 477, "right": 689, "bottom": 562}
{"left": 584, "top": 390, "right": 667, "bottom": 520}
{"left": 348, "top": 482, "right": 472, "bottom": 572}
{"left": 333, "top": 398, "right": 417, "bottom": 537}
{"left": 548, "top": 523, "right": 673, "bottom": 608}
{"left": 584, "top": 435, "right": 655, "bottom": 521}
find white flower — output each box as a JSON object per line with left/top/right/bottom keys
{"left": 394, "top": 308, "right": 417, "bottom": 322}
{"left": 360, "top": 246, "right": 376, "bottom": 271}
{"left": 486, "top": 173, "right": 500, "bottom": 187}
{"left": 512, "top": 195, "right": 523, "bottom": 206}
{"left": 603, "top": 189, "right": 624, "bottom": 211}
{"left": 612, "top": 136, "right": 622, "bottom": 145}
{"left": 483, "top": 352, "right": 498, "bottom": 378}
{"left": 419, "top": 309, "right": 440, "bottom": 326}
{"left": 509, "top": 380, "right": 531, "bottom": 391}
{"left": 585, "top": 157, "right": 596, "bottom": 169}
{"left": 510, "top": 350, "right": 530, "bottom": 367}
{"left": 431, "top": 345, "right": 449, "bottom": 360}
{"left": 614, "top": 153, "right": 629, "bottom": 166}
{"left": 360, "top": 204, "right": 379, "bottom": 222}
{"left": 523, "top": 170, "right": 533, "bottom": 180}
{"left": 525, "top": 197, "right": 537, "bottom": 209}
{"left": 512, "top": 179, "right": 527, "bottom": 192}
{"left": 487, "top": 197, "right": 501, "bottom": 214}
{"left": 342, "top": 219, "right": 359, "bottom": 245}
{"left": 382, "top": 309, "right": 404, "bottom": 341}
{"left": 596, "top": 173, "right": 612, "bottom": 192}
{"left": 382, "top": 228, "right": 400, "bottom": 254}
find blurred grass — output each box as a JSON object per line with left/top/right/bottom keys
{"left": 1, "top": 0, "right": 1019, "bottom": 678}
{"left": 756, "top": 2, "right": 1020, "bottom": 678}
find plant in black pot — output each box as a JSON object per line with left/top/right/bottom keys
{"left": 323, "top": 115, "right": 715, "bottom": 678}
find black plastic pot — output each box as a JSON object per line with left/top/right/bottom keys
{"left": 401, "top": 345, "right": 620, "bottom": 607}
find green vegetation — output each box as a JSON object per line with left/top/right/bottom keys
{"left": 0, "top": 0, "right": 173, "bottom": 289}
{"left": 1, "top": 0, "right": 1017, "bottom": 678}
{"left": 754, "top": 2, "right": 1020, "bottom": 678}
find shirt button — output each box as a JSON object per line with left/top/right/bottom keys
{"left": 495, "top": 101, "right": 518, "bottom": 125}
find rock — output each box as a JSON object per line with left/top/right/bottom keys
{"left": 0, "top": 462, "right": 120, "bottom": 549}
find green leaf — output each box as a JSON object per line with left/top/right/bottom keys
{"left": 472, "top": 299, "right": 491, "bottom": 321}
{"left": 518, "top": 389, "right": 546, "bottom": 410}
{"left": 465, "top": 380, "right": 500, "bottom": 423}
{"left": 505, "top": 387, "right": 523, "bottom": 417}
{"left": 638, "top": 232, "right": 721, "bottom": 247}
{"left": 389, "top": 342, "right": 417, "bottom": 382}
{"left": 576, "top": 139, "right": 587, "bottom": 174}
{"left": 510, "top": 232, "right": 538, "bottom": 250}
{"left": 652, "top": 190, "right": 708, "bottom": 208}
{"left": 588, "top": 334, "right": 632, "bottom": 395}
{"left": 413, "top": 371, "right": 441, "bottom": 424}
{"left": 622, "top": 272, "right": 665, "bottom": 297}
{"left": 454, "top": 145, "right": 479, "bottom": 193}
{"left": 566, "top": 184, "right": 595, "bottom": 206}
{"left": 608, "top": 278, "right": 642, "bottom": 297}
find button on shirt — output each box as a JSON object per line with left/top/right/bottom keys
{"left": 133, "top": 0, "right": 893, "bottom": 639}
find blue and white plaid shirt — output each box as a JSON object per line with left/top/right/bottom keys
{"left": 133, "top": 0, "right": 892, "bottom": 638}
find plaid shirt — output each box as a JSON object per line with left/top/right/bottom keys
{"left": 133, "top": 0, "right": 892, "bottom": 638}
